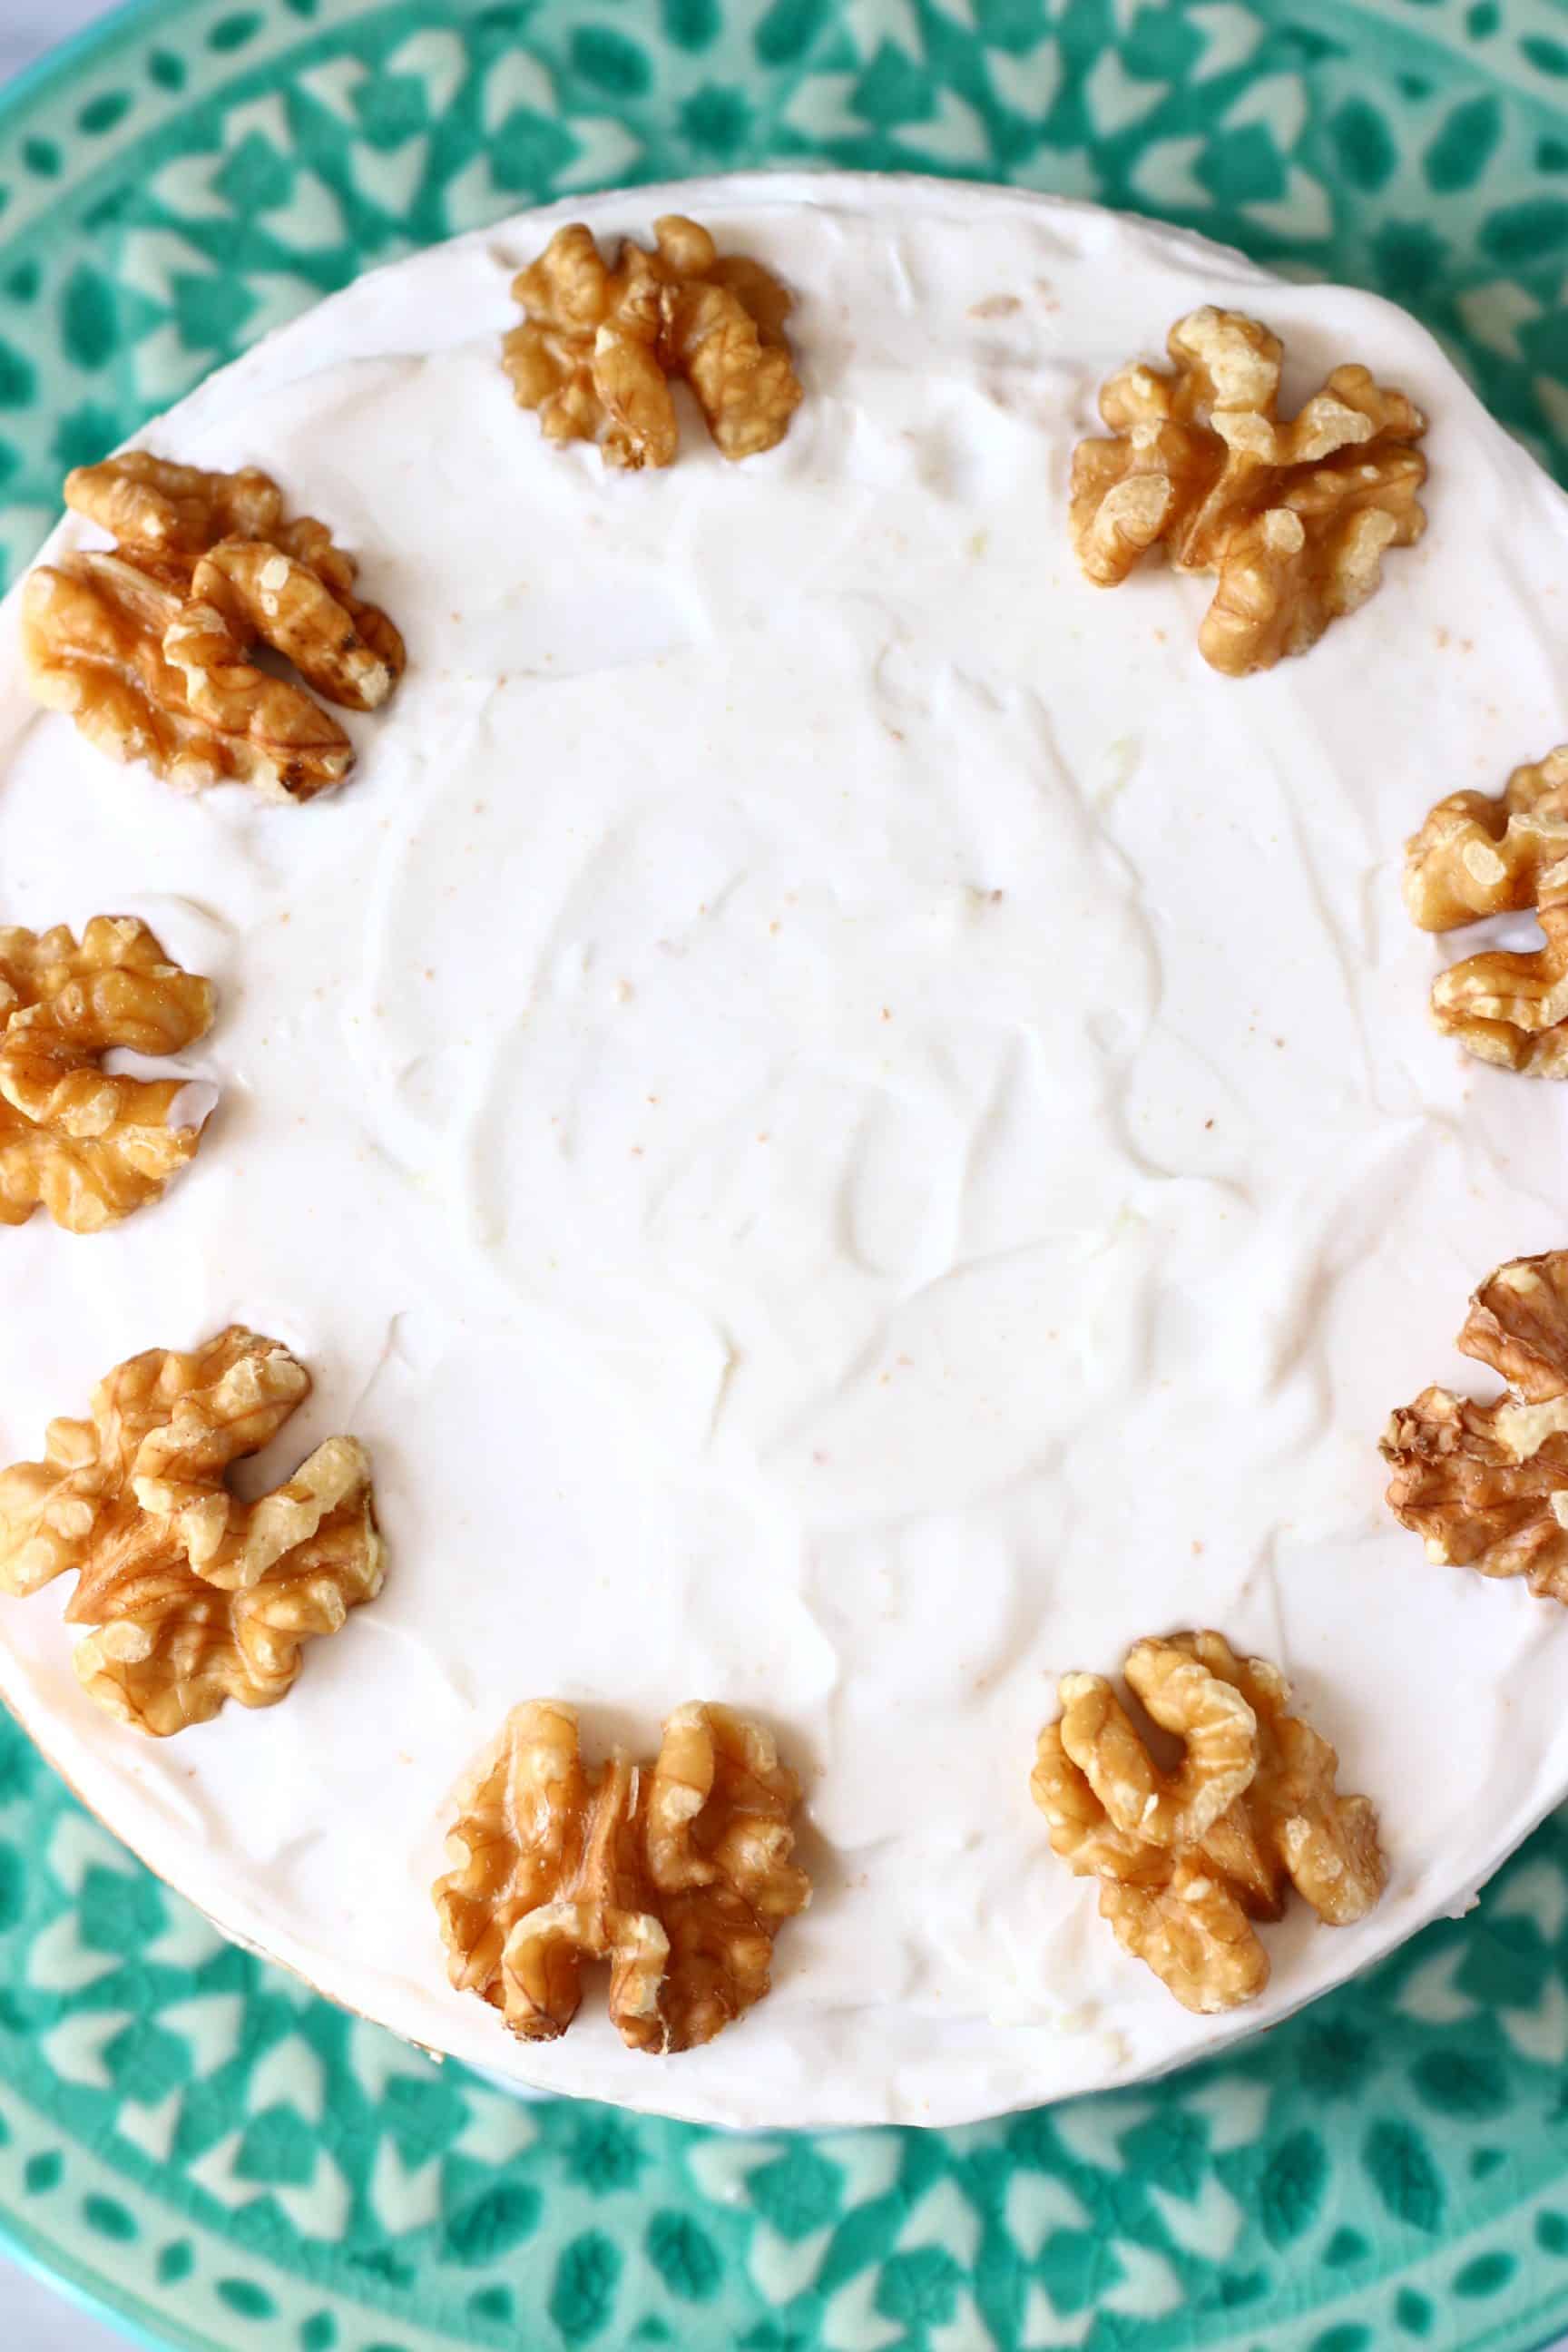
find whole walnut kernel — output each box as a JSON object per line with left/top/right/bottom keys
{"left": 0, "top": 1328, "right": 384, "bottom": 1736}
{"left": 0, "top": 916, "right": 214, "bottom": 1232}
{"left": 436, "top": 1700, "right": 809, "bottom": 2054}
{"left": 1383, "top": 1250, "right": 1568, "bottom": 1601}
{"left": 1404, "top": 748, "right": 1568, "bottom": 1076}
{"left": 23, "top": 454, "right": 404, "bottom": 801}
{"left": 1034, "top": 1632, "right": 1385, "bottom": 2014}
{"left": 502, "top": 215, "right": 803, "bottom": 470}
{"left": 1070, "top": 308, "right": 1426, "bottom": 674}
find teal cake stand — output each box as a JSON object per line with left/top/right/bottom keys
{"left": 7, "top": 3, "right": 1568, "bottom": 2346}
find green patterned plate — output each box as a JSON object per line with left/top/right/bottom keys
{"left": 8, "top": 1, "right": 1568, "bottom": 2347}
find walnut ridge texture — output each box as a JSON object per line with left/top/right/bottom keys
{"left": 22, "top": 453, "right": 405, "bottom": 800}
{"left": 0, "top": 1329, "right": 384, "bottom": 1736}
{"left": 1033, "top": 1632, "right": 1386, "bottom": 2012}
{"left": 503, "top": 216, "right": 802, "bottom": 469}
{"left": 1383, "top": 1250, "right": 1568, "bottom": 1600}
{"left": 0, "top": 916, "right": 214, "bottom": 1232}
{"left": 435, "top": 1700, "right": 809, "bottom": 2053}
{"left": 1069, "top": 308, "right": 1426, "bottom": 674}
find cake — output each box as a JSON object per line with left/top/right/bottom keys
{"left": 1, "top": 172, "right": 1567, "bottom": 2130}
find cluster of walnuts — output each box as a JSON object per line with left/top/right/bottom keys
{"left": 1072, "top": 315, "right": 1568, "bottom": 1081}
{"left": 4, "top": 388, "right": 420, "bottom": 1734}
{"left": 8, "top": 452, "right": 412, "bottom": 1234}
{"left": 26, "top": 221, "right": 1566, "bottom": 2062}
{"left": 0, "top": 218, "right": 820, "bottom": 2063}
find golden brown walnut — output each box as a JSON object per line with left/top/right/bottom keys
{"left": 1383, "top": 1250, "right": 1568, "bottom": 1601}
{"left": 1170, "top": 1632, "right": 1386, "bottom": 1928}
{"left": 502, "top": 216, "right": 803, "bottom": 470}
{"left": 1056, "top": 1638, "right": 1258, "bottom": 1848}
{"left": 1033, "top": 1631, "right": 1385, "bottom": 2014}
{"left": 435, "top": 1699, "right": 810, "bottom": 2054}
{"left": 21, "top": 455, "right": 405, "bottom": 801}
{"left": 64, "top": 453, "right": 288, "bottom": 558}
{"left": 0, "top": 916, "right": 214, "bottom": 1232}
{"left": 1070, "top": 308, "right": 1427, "bottom": 675}
{"left": 0, "top": 1328, "right": 383, "bottom": 1735}
{"left": 1403, "top": 748, "right": 1568, "bottom": 1075}
{"left": 1405, "top": 748, "right": 1568, "bottom": 929}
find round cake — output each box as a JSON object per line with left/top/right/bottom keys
{"left": 2, "top": 171, "right": 1568, "bottom": 2130}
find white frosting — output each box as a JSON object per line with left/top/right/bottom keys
{"left": 2, "top": 173, "right": 1568, "bottom": 2129}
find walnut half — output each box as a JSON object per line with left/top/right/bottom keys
{"left": 435, "top": 1700, "right": 809, "bottom": 2053}
{"left": 22, "top": 454, "right": 405, "bottom": 801}
{"left": 0, "top": 916, "right": 214, "bottom": 1232}
{"left": 0, "top": 1328, "right": 384, "bottom": 1735}
{"left": 502, "top": 216, "right": 802, "bottom": 470}
{"left": 1383, "top": 1250, "right": 1568, "bottom": 1601}
{"left": 1070, "top": 309, "right": 1426, "bottom": 675}
{"left": 1033, "top": 1632, "right": 1385, "bottom": 2013}
{"left": 1403, "top": 748, "right": 1568, "bottom": 1076}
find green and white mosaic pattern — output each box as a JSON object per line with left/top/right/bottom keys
{"left": 8, "top": 0, "right": 1568, "bottom": 2345}
{"left": 12, "top": 1701, "right": 1568, "bottom": 2349}
{"left": 9, "top": 0, "right": 1568, "bottom": 587}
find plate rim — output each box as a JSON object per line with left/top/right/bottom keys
{"left": 0, "top": 0, "right": 170, "bottom": 131}
{"left": 0, "top": 2188, "right": 206, "bottom": 2352}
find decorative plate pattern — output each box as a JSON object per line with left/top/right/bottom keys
{"left": 5, "top": 1, "right": 1568, "bottom": 2347}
